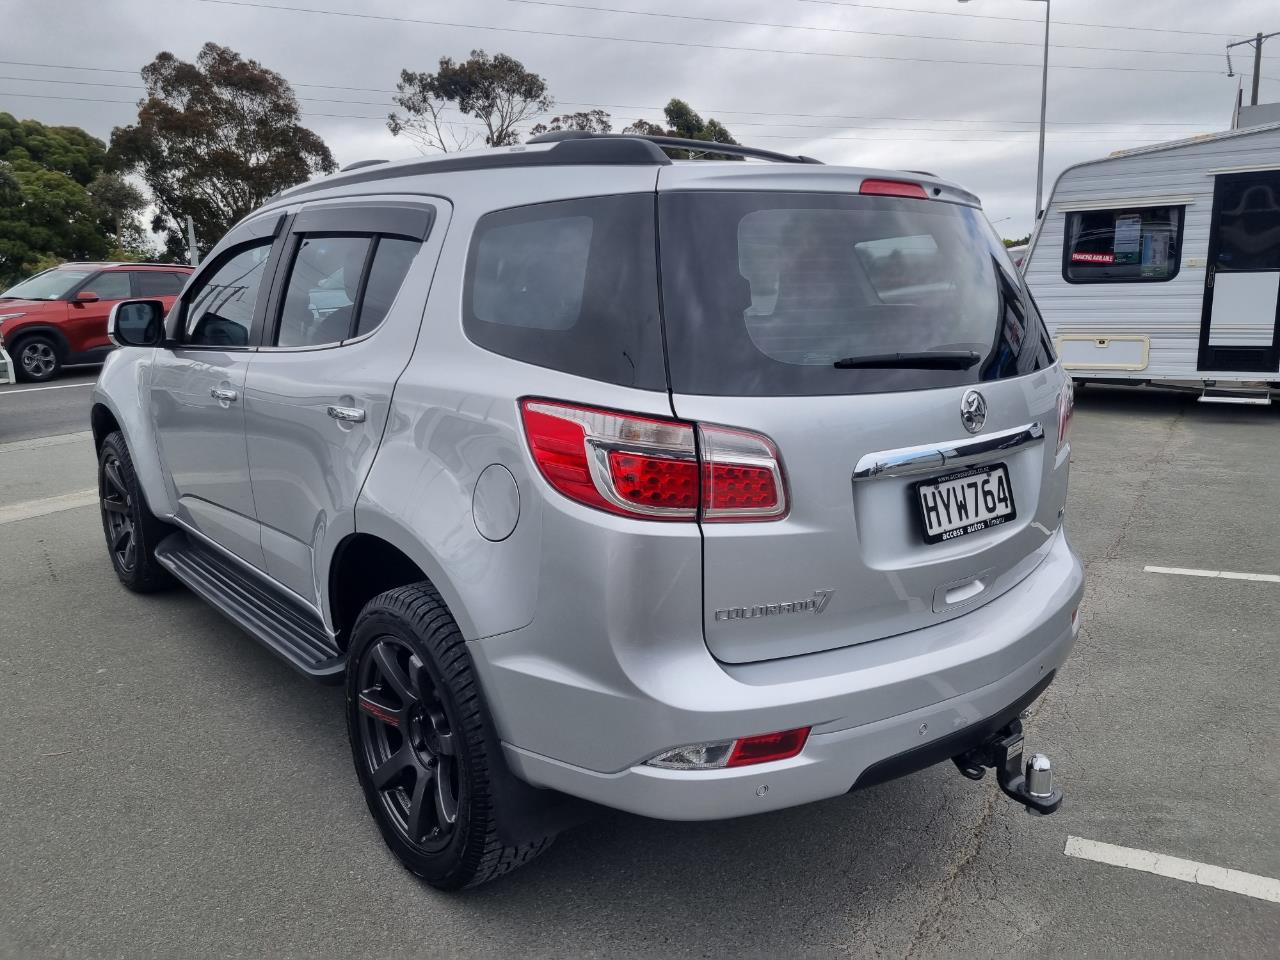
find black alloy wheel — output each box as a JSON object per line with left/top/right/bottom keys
{"left": 100, "top": 450, "right": 137, "bottom": 573}
{"left": 355, "top": 637, "right": 461, "bottom": 853}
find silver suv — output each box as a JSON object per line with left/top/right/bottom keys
{"left": 92, "top": 133, "right": 1084, "bottom": 890}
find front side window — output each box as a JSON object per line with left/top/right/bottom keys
{"left": 82, "top": 271, "right": 132, "bottom": 300}
{"left": 184, "top": 240, "right": 274, "bottom": 347}
{"left": 462, "top": 194, "right": 666, "bottom": 390}
{"left": 1064, "top": 206, "right": 1184, "bottom": 282}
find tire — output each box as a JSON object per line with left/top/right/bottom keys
{"left": 13, "top": 334, "right": 62, "bottom": 383}
{"left": 346, "top": 583, "right": 552, "bottom": 890}
{"left": 98, "top": 431, "right": 175, "bottom": 593}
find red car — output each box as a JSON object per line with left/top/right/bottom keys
{"left": 0, "top": 262, "right": 193, "bottom": 382}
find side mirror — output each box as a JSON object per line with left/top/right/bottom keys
{"left": 74, "top": 290, "right": 100, "bottom": 304}
{"left": 108, "top": 299, "right": 167, "bottom": 348}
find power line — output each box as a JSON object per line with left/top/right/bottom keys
{"left": 794, "top": 0, "right": 1249, "bottom": 40}
{"left": 506, "top": 0, "right": 1223, "bottom": 59}
{"left": 0, "top": 59, "right": 1246, "bottom": 130}
{"left": 0, "top": 74, "right": 1219, "bottom": 134}
{"left": 0, "top": 90, "right": 1186, "bottom": 143}
{"left": 169, "top": 0, "right": 1232, "bottom": 76}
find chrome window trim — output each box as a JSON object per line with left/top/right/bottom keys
{"left": 852, "top": 422, "right": 1045, "bottom": 481}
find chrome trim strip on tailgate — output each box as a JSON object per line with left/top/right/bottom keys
{"left": 852, "top": 422, "right": 1045, "bottom": 481}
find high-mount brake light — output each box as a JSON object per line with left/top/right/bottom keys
{"left": 859, "top": 178, "right": 930, "bottom": 199}
{"left": 520, "top": 399, "right": 787, "bottom": 522}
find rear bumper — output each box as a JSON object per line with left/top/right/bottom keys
{"left": 478, "top": 529, "right": 1083, "bottom": 821}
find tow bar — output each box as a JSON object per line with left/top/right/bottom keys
{"left": 952, "top": 717, "right": 1062, "bottom": 815}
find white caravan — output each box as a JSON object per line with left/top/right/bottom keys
{"left": 1023, "top": 120, "right": 1280, "bottom": 400}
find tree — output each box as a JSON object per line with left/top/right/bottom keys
{"left": 1003, "top": 234, "right": 1031, "bottom": 248}
{"left": 110, "top": 43, "right": 336, "bottom": 261}
{"left": 623, "top": 99, "right": 741, "bottom": 159}
{"left": 390, "top": 50, "right": 552, "bottom": 153}
{"left": 0, "top": 113, "right": 112, "bottom": 284}
{"left": 87, "top": 172, "right": 149, "bottom": 259}
{"left": 528, "top": 109, "right": 612, "bottom": 138}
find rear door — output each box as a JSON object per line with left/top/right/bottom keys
{"left": 242, "top": 197, "right": 443, "bottom": 607}
{"left": 657, "top": 166, "right": 1068, "bottom": 664}
{"left": 1198, "top": 171, "right": 1280, "bottom": 372}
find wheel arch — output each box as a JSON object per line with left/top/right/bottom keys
{"left": 328, "top": 532, "right": 463, "bottom": 650}
{"left": 6, "top": 322, "right": 70, "bottom": 357}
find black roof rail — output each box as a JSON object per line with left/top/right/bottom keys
{"left": 272, "top": 135, "right": 673, "bottom": 202}
{"left": 529, "top": 130, "right": 823, "bottom": 164}
{"left": 341, "top": 158, "right": 389, "bottom": 172}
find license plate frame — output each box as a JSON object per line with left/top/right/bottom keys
{"left": 914, "top": 463, "right": 1017, "bottom": 545}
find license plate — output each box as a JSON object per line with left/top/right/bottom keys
{"left": 915, "top": 464, "right": 1016, "bottom": 544}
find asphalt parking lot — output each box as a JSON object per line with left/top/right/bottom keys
{"left": 1, "top": 380, "right": 1277, "bottom": 959}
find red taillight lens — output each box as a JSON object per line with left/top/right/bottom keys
{"left": 1056, "top": 378, "right": 1074, "bottom": 451}
{"left": 859, "top": 178, "right": 929, "bottom": 199}
{"left": 520, "top": 400, "right": 787, "bottom": 522}
{"left": 699, "top": 424, "right": 786, "bottom": 521}
{"left": 607, "top": 450, "right": 699, "bottom": 512}
{"left": 726, "top": 727, "right": 811, "bottom": 767}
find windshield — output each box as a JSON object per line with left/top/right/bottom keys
{"left": 1, "top": 268, "right": 94, "bottom": 301}
{"left": 658, "top": 191, "right": 1053, "bottom": 396}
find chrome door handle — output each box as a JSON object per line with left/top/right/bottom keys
{"left": 327, "top": 405, "right": 366, "bottom": 423}
{"left": 210, "top": 387, "right": 239, "bottom": 403}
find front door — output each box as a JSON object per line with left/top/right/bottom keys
{"left": 66, "top": 269, "right": 133, "bottom": 358}
{"left": 1198, "top": 170, "right": 1280, "bottom": 373}
{"left": 150, "top": 219, "right": 286, "bottom": 569}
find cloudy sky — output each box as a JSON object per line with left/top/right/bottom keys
{"left": 5, "top": 0, "right": 1278, "bottom": 238}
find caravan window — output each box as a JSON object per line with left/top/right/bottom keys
{"left": 1063, "top": 206, "right": 1184, "bottom": 283}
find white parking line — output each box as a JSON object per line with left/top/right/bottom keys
{"left": 0, "top": 430, "right": 94, "bottom": 455}
{"left": 1065, "top": 836, "right": 1280, "bottom": 904}
{"left": 0, "top": 488, "right": 98, "bottom": 525}
{"left": 0, "top": 381, "right": 94, "bottom": 396}
{"left": 1144, "top": 565, "right": 1280, "bottom": 584}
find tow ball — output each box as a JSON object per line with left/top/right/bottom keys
{"left": 952, "top": 718, "right": 1062, "bottom": 815}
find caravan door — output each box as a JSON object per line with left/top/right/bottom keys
{"left": 1198, "top": 171, "right": 1280, "bottom": 373}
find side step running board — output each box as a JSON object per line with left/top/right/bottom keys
{"left": 155, "top": 532, "right": 345, "bottom": 681}
{"left": 1199, "top": 388, "right": 1272, "bottom": 406}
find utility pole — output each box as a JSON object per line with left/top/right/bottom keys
{"left": 1227, "top": 31, "right": 1279, "bottom": 107}
{"left": 1252, "top": 32, "right": 1263, "bottom": 106}
{"left": 185, "top": 215, "right": 199, "bottom": 267}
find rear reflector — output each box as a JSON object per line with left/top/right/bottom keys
{"left": 520, "top": 399, "right": 786, "bottom": 522}
{"left": 646, "top": 726, "right": 811, "bottom": 770}
{"left": 859, "top": 178, "right": 929, "bottom": 199}
{"left": 726, "top": 728, "right": 811, "bottom": 767}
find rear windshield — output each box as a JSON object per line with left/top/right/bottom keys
{"left": 658, "top": 192, "right": 1053, "bottom": 396}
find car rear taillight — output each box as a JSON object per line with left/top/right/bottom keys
{"left": 520, "top": 399, "right": 787, "bottom": 522}
{"left": 1056, "top": 379, "right": 1074, "bottom": 452}
{"left": 859, "top": 178, "right": 929, "bottom": 199}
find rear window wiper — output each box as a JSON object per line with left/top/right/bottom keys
{"left": 833, "top": 350, "right": 981, "bottom": 370}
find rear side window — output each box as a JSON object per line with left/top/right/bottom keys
{"left": 84, "top": 271, "right": 132, "bottom": 300}
{"left": 132, "top": 271, "right": 187, "bottom": 296}
{"left": 659, "top": 192, "right": 1052, "bottom": 397}
{"left": 273, "top": 235, "right": 420, "bottom": 347}
{"left": 463, "top": 195, "right": 666, "bottom": 390}
{"left": 1064, "top": 206, "right": 1184, "bottom": 282}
